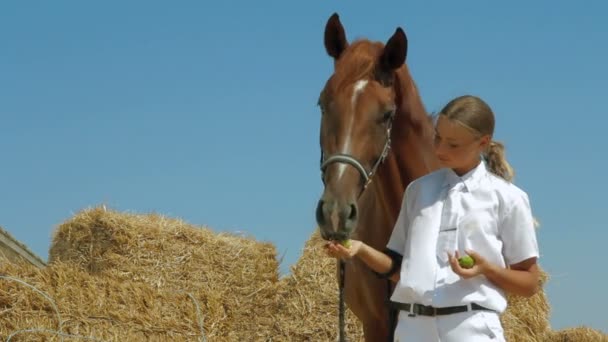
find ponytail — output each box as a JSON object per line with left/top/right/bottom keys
{"left": 484, "top": 140, "right": 514, "bottom": 182}
{"left": 484, "top": 140, "right": 540, "bottom": 228}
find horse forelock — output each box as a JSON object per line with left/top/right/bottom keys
{"left": 329, "top": 40, "right": 384, "bottom": 96}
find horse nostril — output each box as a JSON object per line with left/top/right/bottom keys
{"left": 316, "top": 200, "right": 326, "bottom": 225}
{"left": 348, "top": 203, "right": 357, "bottom": 221}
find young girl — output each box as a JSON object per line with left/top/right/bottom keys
{"left": 326, "top": 95, "right": 540, "bottom": 341}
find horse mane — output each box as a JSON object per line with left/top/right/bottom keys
{"left": 394, "top": 60, "right": 436, "bottom": 142}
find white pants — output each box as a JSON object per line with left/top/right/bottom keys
{"left": 393, "top": 309, "right": 505, "bottom": 342}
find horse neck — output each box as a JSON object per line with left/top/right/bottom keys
{"left": 390, "top": 65, "right": 440, "bottom": 182}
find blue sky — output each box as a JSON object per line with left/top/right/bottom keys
{"left": 1, "top": 0, "right": 606, "bottom": 334}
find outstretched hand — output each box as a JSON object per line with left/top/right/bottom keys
{"left": 447, "top": 249, "right": 492, "bottom": 279}
{"left": 324, "top": 240, "right": 363, "bottom": 260}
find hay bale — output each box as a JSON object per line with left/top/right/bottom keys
{"left": 46, "top": 206, "right": 280, "bottom": 340}
{"left": 501, "top": 271, "right": 551, "bottom": 341}
{"left": 2, "top": 206, "right": 603, "bottom": 341}
{"left": 544, "top": 326, "right": 608, "bottom": 342}
{"left": 271, "top": 231, "right": 364, "bottom": 341}
{"left": 49, "top": 206, "right": 279, "bottom": 285}
{"left": 0, "top": 261, "right": 205, "bottom": 341}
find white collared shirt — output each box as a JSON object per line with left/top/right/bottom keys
{"left": 387, "top": 160, "right": 539, "bottom": 313}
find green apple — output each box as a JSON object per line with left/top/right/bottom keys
{"left": 458, "top": 255, "right": 475, "bottom": 269}
{"left": 340, "top": 239, "right": 352, "bottom": 248}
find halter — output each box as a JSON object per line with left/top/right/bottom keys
{"left": 319, "top": 118, "right": 393, "bottom": 193}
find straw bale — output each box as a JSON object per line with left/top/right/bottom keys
{"left": 49, "top": 206, "right": 279, "bottom": 285}
{"left": 501, "top": 270, "right": 551, "bottom": 341}
{"left": 2, "top": 206, "right": 604, "bottom": 341}
{"left": 46, "top": 206, "right": 281, "bottom": 340}
{"left": 270, "top": 231, "right": 364, "bottom": 341}
{"left": 0, "top": 261, "right": 207, "bottom": 341}
{"left": 544, "top": 326, "right": 608, "bottom": 342}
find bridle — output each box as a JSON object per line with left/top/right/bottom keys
{"left": 319, "top": 116, "right": 394, "bottom": 194}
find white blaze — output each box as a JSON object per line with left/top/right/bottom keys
{"left": 336, "top": 80, "right": 368, "bottom": 180}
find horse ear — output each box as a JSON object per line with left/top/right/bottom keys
{"left": 324, "top": 13, "right": 348, "bottom": 60}
{"left": 379, "top": 27, "right": 408, "bottom": 72}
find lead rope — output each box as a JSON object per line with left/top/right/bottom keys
{"left": 387, "top": 280, "right": 396, "bottom": 342}
{"left": 339, "top": 259, "right": 346, "bottom": 342}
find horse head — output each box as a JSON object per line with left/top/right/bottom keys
{"left": 316, "top": 13, "right": 409, "bottom": 242}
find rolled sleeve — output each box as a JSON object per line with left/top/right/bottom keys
{"left": 500, "top": 192, "right": 540, "bottom": 265}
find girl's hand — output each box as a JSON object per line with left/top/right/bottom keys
{"left": 325, "top": 240, "right": 363, "bottom": 259}
{"left": 447, "top": 249, "right": 493, "bottom": 279}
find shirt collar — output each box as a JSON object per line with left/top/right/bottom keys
{"left": 442, "top": 160, "right": 487, "bottom": 192}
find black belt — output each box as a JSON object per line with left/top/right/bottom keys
{"left": 390, "top": 301, "right": 494, "bottom": 317}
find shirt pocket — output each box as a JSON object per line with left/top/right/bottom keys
{"left": 457, "top": 210, "right": 502, "bottom": 266}
{"left": 436, "top": 227, "right": 457, "bottom": 263}
{"left": 460, "top": 209, "right": 498, "bottom": 233}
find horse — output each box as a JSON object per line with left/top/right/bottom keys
{"left": 315, "top": 13, "right": 441, "bottom": 341}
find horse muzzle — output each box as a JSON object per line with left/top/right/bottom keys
{"left": 316, "top": 194, "right": 358, "bottom": 241}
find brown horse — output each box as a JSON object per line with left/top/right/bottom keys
{"left": 316, "top": 13, "right": 441, "bottom": 341}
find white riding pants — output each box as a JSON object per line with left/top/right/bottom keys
{"left": 393, "top": 309, "right": 505, "bottom": 342}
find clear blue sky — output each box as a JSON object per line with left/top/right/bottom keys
{"left": 1, "top": 0, "right": 606, "bottom": 334}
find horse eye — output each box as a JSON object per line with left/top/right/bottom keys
{"left": 317, "top": 101, "right": 327, "bottom": 116}
{"left": 382, "top": 110, "right": 395, "bottom": 122}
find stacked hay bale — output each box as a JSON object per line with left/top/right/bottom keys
{"left": 270, "top": 232, "right": 364, "bottom": 340}
{"left": 0, "top": 261, "right": 208, "bottom": 341}
{"left": 1, "top": 206, "right": 281, "bottom": 341}
{"left": 0, "top": 207, "right": 606, "bottom": 341}
{"left": 501, "top": 272, "right": 551, "bottom": 341}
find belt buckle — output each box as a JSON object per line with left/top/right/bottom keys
{"left": 407, "top": 304, "right": 416, "bottom": 317}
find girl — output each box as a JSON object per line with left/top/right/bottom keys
{"left": 326, "top": 95, "right": 540, "bottom": 341}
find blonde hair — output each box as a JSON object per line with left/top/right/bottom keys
{"left": 439, "top": 95, "right": 514, "bottom": 181}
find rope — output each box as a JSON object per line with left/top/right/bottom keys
{"left": 180, "top": 292, "right": 207, "bottom": 342}
{"left": 386, "top": 280, "right": 396, "bottom": 342}
{"left": 338, "top": 260, "right": 346, "bottom": 342}
{"left": 0, "top": 275, "right": 65, "bottom": 341}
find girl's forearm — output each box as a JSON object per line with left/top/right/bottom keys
{"left": 483, "top": 263, "right": 539, "bottom": 297}
{"left": 357, "top": 244, "right": 400, "bottom": 282}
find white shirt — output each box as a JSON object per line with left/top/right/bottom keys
{"left": 387, "top": 160, "right": 539, "bottom": 313}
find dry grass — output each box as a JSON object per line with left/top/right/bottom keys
{"left": 501, "top": 271, "right": 551, "bottom": 342}
{"left": 270, "top": 232, "right": 364, "bottom": 341}
{"left": 545, "top": 326, "right": 608, "bottom": 342}
{"left": 46, "top": 206, "right": 280, "bottom": 341}
{"left": 0, "top": 206, "right": 605, "bottom": 341}
{"left": 0, "top": 261, "right": 208, "bottom": 341}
